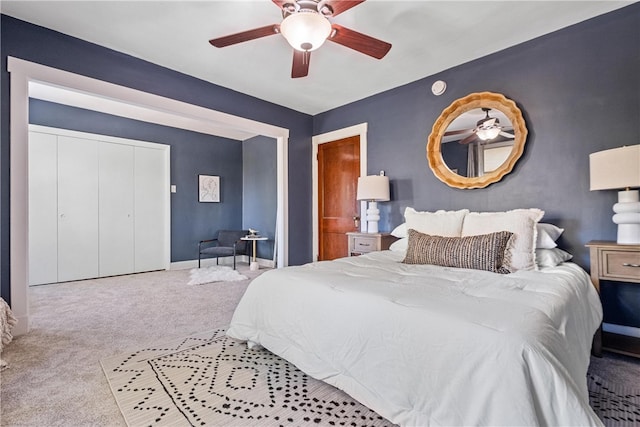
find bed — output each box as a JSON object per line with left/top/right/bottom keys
{"left": 227, "top": 209, "right": 603, "bottom": 426}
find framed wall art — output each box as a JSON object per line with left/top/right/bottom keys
{"left": 198, "top": 175, "right": 220, "bottom": 202}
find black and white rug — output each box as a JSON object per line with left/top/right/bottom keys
{"left": 588, "top": 373, "right": 640, "bottom": 426}
{"left": 101, "top": 329, "right": 390, "bottom": 426}
{"left": 102, "top": 329, "right": 638, "bottom": 427}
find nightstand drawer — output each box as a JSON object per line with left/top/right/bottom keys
{"left": 602, "top": 250, "right": 640, "bottom": 281}
{"left": 353, "top": 237, "right": 376, "bottom": 253}
{"left": 346, "top": 232, "right": 397, "bottom": 257}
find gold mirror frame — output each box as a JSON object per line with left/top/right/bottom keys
{"left": 427, "top": 92, "right": 528, "bottom": 189}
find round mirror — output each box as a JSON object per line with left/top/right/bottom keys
{"left": 427, "top": 92, "right": 528, "bottom": 189}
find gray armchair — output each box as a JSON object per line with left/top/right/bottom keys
{"left": 198, "top": 230, "right": 249, "bottom": 269}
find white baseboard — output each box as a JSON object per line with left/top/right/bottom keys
{"left": 603, "top": 322, "right": 640, "bottom": 338}
{"left": 170, "top": 256, "right": 274, "bottom": 270}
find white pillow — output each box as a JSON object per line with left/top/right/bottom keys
{"left": 391, "top": 223, "right": 408, "bottom": 238}
{"left": 535, "top": 248, "right": 573, "bottom": 268}
{"left": 461, "top": 209, "right": 544, "bottom": 271}
{"left": 404, "top": 207, "right": 469, "bottom": 237}
{"left": 536, "top": 223, "right": 564, "bottom": 249}
{"left": 389, "top": 237, "right": 408, "bottom": 253}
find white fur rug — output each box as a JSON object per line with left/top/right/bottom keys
{"left": 188, "top": 266, "right": 248, "bottom": 285}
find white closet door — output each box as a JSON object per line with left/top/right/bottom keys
{"left": 134, "top": 146, "right": 167, "bottom": 272}
{"left": 28, "top": 132, "right": 58, "bottom": 285}
{"left": 57, "top": 136, "right": 99, "bottom": 282}
{"left": 99, "top": 142, "right": 135, "bottom": 276}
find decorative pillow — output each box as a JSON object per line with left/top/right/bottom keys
{"left": 391, "top": 223, "right": 408, "bottom": 238}
{"left": 535, "top": 248, "right": 573, "bottom": 268}
{"left": 402, "top": 229, "right": 514, "bottom": 274}
{"left": 536, "top": 223, "right": 565, "bottom": 249}
{"left": 389, "top": 237, "right": 408, "bottom": 253}
{"left": 404, "top": 207, "right": 469, "bottom": 237}
{"left": 461, "top": 208, "right": 544, "bottom": 271}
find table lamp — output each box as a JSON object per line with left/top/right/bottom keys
{"left": 356, "top": 175, "right": 390, "bottom": 233}
{"left": 589, "top": 145, "right": 640, "bottom": 244}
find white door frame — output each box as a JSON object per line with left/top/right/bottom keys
{"left": 311, "top": 123, "right": 368, "bottom": 262}
{"left": 8, "top": 56, "right": 289, "bottom": 335}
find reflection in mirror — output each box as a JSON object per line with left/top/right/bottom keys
{"left": 441, "top": 107, "right": 514, "bottom": 178}
{"left": 427, "top": 92, "right": 528, "bottom": 189}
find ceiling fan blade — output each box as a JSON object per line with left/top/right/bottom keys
{"left": 459, "top": 133, "right": 478, "bottom": 145}
{"left": 328, "top": 24, "right": 391, "bottom": 59}
{"left": 482, "top": 118, "right": 498, "bottom": 127}
{"left": 445, "top": 129, "right": 474, "bottom": 137}
{"left": 209, "top": 25, "right": 279, "bottom": 48}
{"left": 500, "top": 131, "right": 515, "bottom": 139}
{"left": 323, "top": 0, "right": 366, "bottom": 17}
{"left": 292, "top": 50, "right": 310, "bottom": 78}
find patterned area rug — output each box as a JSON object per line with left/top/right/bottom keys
{"left": 101, "top": 329, "right": 391, "bottom": 426}
{"left": 588, "top": 373, "right": 640, "bottom": 426}
{"left": 102, "top": 329, "right": 638, "bottom": 427}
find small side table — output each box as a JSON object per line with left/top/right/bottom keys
{"left": 346, "top": 232, "right": 397, "bottom": 256}
{"left": 586, "top": 240, "right": 640, "bottom": 357}
{"left": 241, "top": 236, "right": 268, "bottom": 271}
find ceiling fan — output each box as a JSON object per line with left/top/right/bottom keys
{"left": 209, "top": 0, "right": 392, "bottom": 78}
{"left": 445, "top": 108, "right": 514, "bottom": 145}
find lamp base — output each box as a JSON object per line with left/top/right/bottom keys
{"left": 366, "top": 201, "right": 380, "bottom": 234}
{"left": 613, "top": 189, "right": 640, "bottom": 245}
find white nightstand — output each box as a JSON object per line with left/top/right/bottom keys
{"left": 346, "top": 232, "right": 396, "bottom": 256}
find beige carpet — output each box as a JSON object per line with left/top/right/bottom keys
{"left": 0, "top": 265, "right": 264, "bottom": 426}
{"left": 101, "top": 328, "right": 390, "bottom": 426}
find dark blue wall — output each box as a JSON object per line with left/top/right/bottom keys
{"left": 314, "top": 4, "right": 640, "bottom": 269}
{"left": 29, "top": 99, "right": 245, "bottom": 263}
{"left": 243, "top": 136, "right": 277, "bottom": 261}
{"left": 314, "top": 4, "right": 640, "bottom": 327}
{"left": 1, "top": 15, "right": 313, "bottom": 302}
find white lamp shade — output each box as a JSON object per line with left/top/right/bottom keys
{"left": 357, "top": 176, "right": 390, "bottom": 201}
{"left": 280, "top": 12, "right": 332, "bottom": 52}
{"left": 590, "top": 145, "right": 640, "bottom": 191}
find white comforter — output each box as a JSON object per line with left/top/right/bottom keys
{"left": 227, "top": 251, "right": 603, "bottom": 426}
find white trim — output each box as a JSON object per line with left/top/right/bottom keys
{"left": 311, "top": 123, "right": 368, "bottom": 262}
{"left": 29, "top": 124, "right": 172, "bottom": 272}
{"left": 603, "top": 323, "right": 640, "bottom": 339}
{"left": 8, "top": 56, "right": 289, "bottom": 335}
{"left": 29, "top": 124, "right": 173, "bottom": 150}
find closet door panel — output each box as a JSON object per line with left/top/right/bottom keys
{"left": 99, "top": 142, "right": 135, "bottom": 276}
{"left": 28, "top": 132, "right": 58, "bottom": 285}
{"left": 134, "top": 147, "right": 167, "bottom": 272}
{"left": 57, "top": 136, "right": 99, "bottom": 282}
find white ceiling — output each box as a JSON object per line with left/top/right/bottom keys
{"left": 1, "top": 1, "right": 634, "bottom": 115}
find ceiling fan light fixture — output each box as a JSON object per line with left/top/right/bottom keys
{"left": 475, "top": 109, "right": 502, "bottom": 141}
{"left": 476, "top": 126, "right": 502, "bottom": 141}
{"left": 280, "top": 11, "right": 332, "bottom": 52}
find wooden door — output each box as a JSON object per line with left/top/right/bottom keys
{"left": 318, "top": 136, "right": 360, "bottom": 260}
